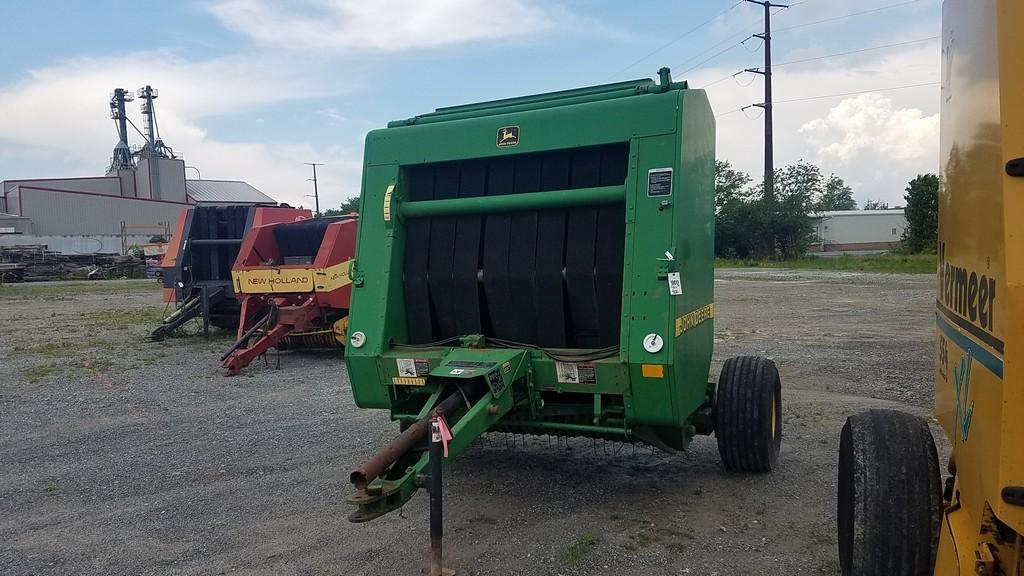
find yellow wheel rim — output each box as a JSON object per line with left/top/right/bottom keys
{"left": 770, "top": 396, "right": 777, "bottom": 440}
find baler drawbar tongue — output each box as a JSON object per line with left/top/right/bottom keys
{"left": 346, "top": 347, "right": 530, "bottom": 523}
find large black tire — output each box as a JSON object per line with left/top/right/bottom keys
{"left": 715, "top": 356, "right": 782, "bottom": 472}
{"left": 838, "top": 409, "right": 941, "bottom": 576}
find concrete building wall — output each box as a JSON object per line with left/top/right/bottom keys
{"left": 3, "top": 177, "right": 121, "bottom": 196}
{"left": 0, "top": 234, "right": 155, "bottom": 255}
{"left": 16, "top": 186, "right": 187, "bottom": 236}
{"left": 0, "top": 214, "right": 32, "bottom": 234}
{"left": 115, "top": 169, "right": 137, "bottom": 197}
{"left": 6, "top": 187, "right": 19, "bottom": 215}
{"left": 811, "top": 210, "right": 907, "bottom": 253}
{"left": 135, "top": 158, "right": 187, "bottom": 202}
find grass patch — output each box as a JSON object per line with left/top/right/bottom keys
{"left": 716, "top": 253, "right": 936, "bottom": 274}
{"left": 561, "top": 532, "right": 600, "bottom": 566}
{"left": 624, "top": 524, "right": 694, "bottom": 553}
{"left": 11, "top": 340, "right": 68, "bottom": 356}
{"left": 79, "top": 307, "right": 165, "bottom": 329}
{"left": 81, "top": 358, "right": 115, "bottom": 373}
{"left": 19, "top": 363, "right": 60, "bottom": 383}
{"left": 0, "top": 279, "right": 160, "bottom": 300}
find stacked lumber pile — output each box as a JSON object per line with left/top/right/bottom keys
{"left": 0, "top": 245, "right": 147, "bottom": 282}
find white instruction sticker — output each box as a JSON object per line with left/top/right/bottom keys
{"left": 556, "top": 362, "right": 579, "bottom": 384}
{"left": 668, "top": 272, "right": 683, "bottom": 296}
{"left": 449, "top": 368, "right": 465, "bottom": 375}
{"left": 555, "top": 362, "right": 597, "bottom": 384}
{"left": 396, "top": 358, "right": 417, "bottom": 377}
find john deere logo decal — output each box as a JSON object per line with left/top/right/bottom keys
{"left": 497, "top": 126, "right": 519, "bottom": 148}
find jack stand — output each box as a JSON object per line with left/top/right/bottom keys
{"left": 429, "top": 419, "right": 455, "bottom": 576}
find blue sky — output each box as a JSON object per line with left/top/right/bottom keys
{"left": 0, "top": 0, "right": 941, "bottom": 208}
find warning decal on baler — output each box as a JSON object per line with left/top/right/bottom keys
{"left": 647, "top": 168, "right": 673, "bottom": 197}
{"left": 555, "top": 362, "right": 597, "bottom": 385}
{"left": 383, "top": 184, "right": 395, "bottom": 222}
{"left": 396, "top": 358, "right": 429, "bottom": 377}
{"left": 396, "top": 358, "right": 417, "bottom": 377}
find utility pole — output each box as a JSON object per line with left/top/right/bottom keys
{"left": 741, "top": 0, "right": 788, "bottom": 202}
{"left": 304, "top": 162, "right": 324, "bottom": 216}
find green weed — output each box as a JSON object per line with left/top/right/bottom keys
{"left": 716, "top": 253, "right": 936, "bottom": 274}
{"left": 561, "top": 532, "right": 600, "bottom": 566}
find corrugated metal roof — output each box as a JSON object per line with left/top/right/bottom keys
{"left": 185, "top": 179, "right": 276, "bottom": 204}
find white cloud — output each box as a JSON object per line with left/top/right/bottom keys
{"left": 689, "top": 40, "right": 941, "bottom": 206}
{"left": 206, "top": 0, "right": 569, "bottom": 53}
{"left": 318, "top": 108, "right": 348, "bottom": 125}
{"left": 799, "top": 93, "right": 939, "bottom": 163}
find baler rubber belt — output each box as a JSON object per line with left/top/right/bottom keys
{"left": 565, "top": 148, "right": 603, "bottom": 348}
{"left": 405, "top": 165, "right": 436, "bottom": 344}
{"left": 507, "top": 155, "right": 541, "bottom": 344}
{"left": 482, "top": 157, "right": 515, "bottom": 340}
{"left": 595, "top": 144, "right": 629, "bottom": 348}
{"left": 453, "top": 163, "right": 485, "bottom": 336}
{"left": 535, "top": 151, "right": 570, "bottom": 348}
{"left": 428, "top": 163, "right": 460, "bottom": 340}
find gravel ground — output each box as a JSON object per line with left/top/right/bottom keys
{"left": 0, "top": 270, "right": 940, "bottom": 575}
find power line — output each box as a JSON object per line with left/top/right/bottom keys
{"left": 774, "top": 0, "right": 924, "bottom": 33}
{"left": 715, "top": 80, "right": 938, "bottom": 117}
{"left": 674, "top": 3, "right": 792, "bottom": 76}
{"left": 678, "top": 38, "right": 750, "bottom": 76}
{"left": 773, "top": 81, "right": 938, "bottom": 103}
{"left": 605, "top": 1, "right": 744, "bottom": 81}
{"left": 773, "top": 36, "right": 940, "bottom": 67}
{"left": 704, "top": 36, "right": 936, "bottom": 88}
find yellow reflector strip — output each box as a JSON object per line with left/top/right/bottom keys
{"left": 642, "top": 364, "right": 664, "bottom": 378}
{"left": 392, "top": 377, "right": 426, "bottom": 386}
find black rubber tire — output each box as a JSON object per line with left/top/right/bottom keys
{"left": 715, "top": 356, "right": 782, "bottom": 472}
{"left": 838, "top": 409, "right": 941, "bottom": 576}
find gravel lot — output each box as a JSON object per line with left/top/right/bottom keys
{"left": 0, "top": 269, "right": 938, "bottom": 575}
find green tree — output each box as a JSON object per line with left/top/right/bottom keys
{"left": 901, "top": 174, "right": 939, "bottom": 253}
{"left": 770, "top": 162, "right": 819, "bottom": 259}
{"left": 713, "top": 161, "right": 817, "bottom": 259}
{"left": 715, "top": 160, "right": 752, "bottom": 210}
{"left": 815, "top": 175, "right": 857, "bottom": 211}
{"left": 321, "top": 196, "right": 360, "bottom": 217}
{"left": 714, "top": 161, "right": 755, "bottom": 257}
{"left": 863, "top": 199, "right": 890, "bottom": 210}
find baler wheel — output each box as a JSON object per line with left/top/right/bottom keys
{"left": 837, "top": 409, "right": 941, "bottom": 576}
{"left": 715, "top": 356, "right": 782, "bottom": 472}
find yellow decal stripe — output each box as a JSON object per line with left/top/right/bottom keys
{"left": 675, "top": 303, "right": 715, "bottom": 337}
{"left": 233, "top": 259, "right": 354, "bottom": 294}
{"left": 392, "top": 377, "right": 426, "bottom": 386}
{"left": 233, "top": 268, "right": 315, "bottom": 294}
{"left": 314, "top": 259, "right": 354, "bottom": 292}
{"left": 383, "top": 184, "right": 394, "bottom": 222}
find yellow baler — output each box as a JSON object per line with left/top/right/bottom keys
{"left": 837, "top": 1, "right": 1024, "bottom": 575}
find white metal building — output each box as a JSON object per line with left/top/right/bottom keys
{"left": 809, "top": 209, "right": 908, "bottom": 254}
{"left": 0, "top": 86, "right": 278, "bottom": 254}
